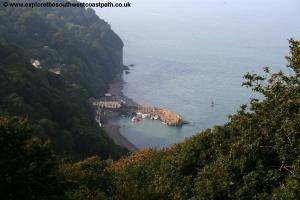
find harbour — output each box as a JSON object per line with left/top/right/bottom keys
{"left": 92, "top": 92, "right": 188, "bottom": 128}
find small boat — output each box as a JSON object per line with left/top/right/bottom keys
{"left": 150, "top": 115, "right": 159, "bottom": 120}
{"left": 131, "top": 116, "right": 140, "bottom": 122}
{"left": 142, "top": 114, "right": 150, "bottom": 118}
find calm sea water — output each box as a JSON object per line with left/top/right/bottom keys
{"left": 95, "top": 0, "right": 300, "bottom": 148}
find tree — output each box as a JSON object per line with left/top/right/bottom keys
{"left": 59, "top": 156, "right": 113, "bottom": 200}
{"left": 0, "top": 116, "right": 64, "bottom": 200}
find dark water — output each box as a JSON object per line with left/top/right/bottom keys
{"left": 95, "top": 0, "right": 300, "bottom": 148}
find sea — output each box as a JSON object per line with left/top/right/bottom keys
{"left": 94, "top": 0, "right": 300, "bottom": 148}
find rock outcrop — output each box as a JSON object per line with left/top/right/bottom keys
{"left": 154, "top": 108, "right": 183, "bottom": 126}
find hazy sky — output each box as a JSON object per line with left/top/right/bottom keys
{"left": 88, "top": 0, "right": 300, "bottom": 58}
{"left": 91, "top": 0, "right": 300, "bottom": 45}
{"left": 92, "top": 0, "right": 300, "bottom": 27}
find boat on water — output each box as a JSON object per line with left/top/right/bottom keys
{"left": 142, "top": 113, "right": 150, "bottom": 118}
{"left": 150, "top": 115, "right": 159, "bottom": 120}
{"left": 131, "top": 116, "right": 141, "bottom": 122}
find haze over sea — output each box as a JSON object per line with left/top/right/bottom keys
{"left": 95, "top": 0, "right": 300, "bottom": 148}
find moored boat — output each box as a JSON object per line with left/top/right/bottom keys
{"left": 131, "top": 116, "right": 141, "bottom": 122}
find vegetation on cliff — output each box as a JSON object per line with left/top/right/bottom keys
{"left": 1, "top": 40, "right": 300, "bottom": 199}
{"left": 0, "top": 0, "right": 123, "bottom": 97}
{"left": 0, "top": 43, "right": 127, "bottom": 160}
{"left": 0, "top": 0, "right": 128, "bottom": 160}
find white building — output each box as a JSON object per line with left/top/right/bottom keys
{"left": 31, "top": 59, "right": 42, "bottom": 69}
{"left": 93, "top": 101, "right": 122, "bottom": 109}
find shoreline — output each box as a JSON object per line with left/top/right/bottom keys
{"left": 102, "top": 70, "right": 138, "bottom": 151}
{"left": 100, "top": 66, "right": 187, "bottom": 150}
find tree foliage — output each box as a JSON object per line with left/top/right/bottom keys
{"left": 0, "top": 116, "right": 64, "bottom": 200}
{"left": 0, "top": 44, "right": 127, "bottom": 160}
{"left": 0, "top": 0, "right": 128, "bottom": 159}
{"left": 0, "top": 0, "right": 123, "bottom": 97}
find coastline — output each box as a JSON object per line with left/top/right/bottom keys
{"left": 102, "top": 69, "right": 138, "bottom": 151}
{"left": 100, "top": 66, "right": 187, "bottom": 150}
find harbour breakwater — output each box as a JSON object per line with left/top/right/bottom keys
{"left": 92, "top": 99, "right": 187, "bottom": 127}
{"left": 134, "top": 106, "right": 186, "bottom": 126}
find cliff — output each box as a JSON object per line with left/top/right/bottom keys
{"left": 0, "top": 0, "right": 124, "bottom": 97}
{"left": 0, "top": 1, "right": 128, "bottom": 159}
